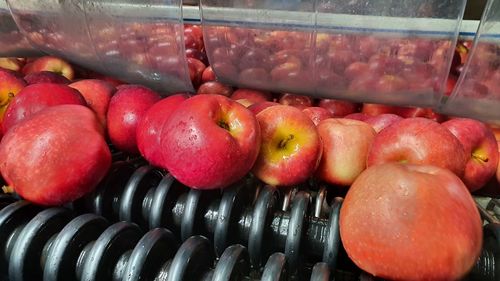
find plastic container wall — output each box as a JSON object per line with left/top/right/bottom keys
{"left": 201, "top": 0, "right": 467, "bottom": 107}
{"left": 0, "top": 0, "right": 40, "bottom": 57}
{"left": 439, "top": 0, "right": 500, "bottom": 124}
{"left": 6, "top": 0, "right": 193, "bottom": 94}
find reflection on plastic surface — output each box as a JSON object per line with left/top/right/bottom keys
{"left": 6, "top": 0, "right": 193, "bottom": 94}
{"left": 0, "top": 1, "right": 39, "bottom": 56}
{"left": 201, "top": 0, "right": 467, "bottom": 107}
{"left": 440, "top": 0, "right": 500, "bottom": 124}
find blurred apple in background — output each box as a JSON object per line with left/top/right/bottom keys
{"left": 340, "top": 163, "right": 482, "bottom": 281}
{"left": 187, "top": 57, "right": 206, "bottom": 88}
{"left": 367, "top": 118, "right": 467, "bottom": 177}
{"left": 316, "top": 118, "right": 376, "bottom": 186}
{"left": 2, "top": 83, "right": 86, "bottom": 134}
{"left": 24, "top": 71, "right": 70, "bottom": 85}
{"left": 160, "top": 94, "right": 260, "bottom": 189}
{"left": 0, "top": 57, "right": 24, "bottom": 72}
{"left": 231, "top": 89, "right": 272, "bottom": 105}
{"left": 302, "top": 107, "right": 332, "bottom": 126}
{"left": 107, "top": 85, "right": 161, "bottom": 154}
{"left": 23, "top": 56, "right": 74, "bottom": 80}
{"left": 197, "top": 81, "right": 233, "bottom": 97}
{"left": 0, "top": 105, "right": 111, "bottom": 206}
{"left": 136, "top": 93, "right": 189, "bottom": 168}
{"left": 443, "top": 118, "right": 499, "bottom": 192}
{"left": 252, "top": 105, "right": 322, "bottom": 186}
{"left": 201, "top": 66, "right": 216, "bottom": 83}
{"left": 279, "top": 93, "right": 313, "bottom": 110}
{"left": 318, "top": 99, "right": 359, "bottom": 117}
{"left": 0, "top": 70, "right": 26, "bottom": 128}
{"left": 361, "top": 103, "right": 399, "bottom": 116}
{"left": 344, "top": 112, "right": 370, "bottom": 121}
{"left": 248, "top": 101, "right": 280, "bottom": 115}
{"left": 69, "top": 79, "right": 116, "bottom": 128}
{"left": 364, "top": 113, "right": 403, "bottom": 133}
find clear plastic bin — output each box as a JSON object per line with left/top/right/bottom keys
{"left": 0, "top": 0, "right": 40, "bottom": 57}
{"left": 438, "top": 0, "right": 500, "bottom": 124}
{"left": 6, "top": 0, "right": 193, "bottom": 94}
{"left": 201, "top": 0, "right": 467, "bottom": 107}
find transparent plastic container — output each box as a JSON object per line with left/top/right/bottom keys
{"left": 0, "top": 0, "right": 39, "bottom": 57}
{"left": 201, "top": 0, "right": 467, "bottom": 107}
{"left": 6, "top": 0, "right": 193, "bottom": 94}
{"left": 439, "top": 0, "right": 500, "bottom": 124}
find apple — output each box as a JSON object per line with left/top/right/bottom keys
{"left": 231, "top": 89, "right": 272, "bottom": 105}
{"left": 197, "top": 81, "right": 233, "bottom": 97}
{"left": 248, "top": 101, "right": 280, "bottom": 115}
{"left": 442, "top": 118, "right": 499, "bottom": 192}
{"left": 361, "top": 103, "right": 399, "bottom": 116}
{"left": 160, "top": 94, "right": 260, "bottom": 189}
{"left": 136, "top": 93, "right": 189, "bottom": 168}
{"left": 2, "top": 83, "right": 86, "bottom": 134}
{"left": 344, "top": 113, "right": 370, "bottom": 121}
{"left": 0, "top": 57, "right": 23, "bottom": 72}
{"left": 69, "top": 79, "right": 116, "bottom": 128}
{"left": 187, "top": 57, "right": 206, "bottom": 88}
{"left": 24, "top": 71, "right": 71, "bottom": 85}
{"left": 396, "top": 107, "right": 447, "bottom": 123}
{"left": 318, "top": 99, "right": 359, "bottom": 117}
{"left": 278, "top": 93, "right": 313, "bottom": 110}
{"left": 23, "top": 56, "right": 74, "bottom": 80}
{"left": 201, "top": 66, "right": 216, "bottom": 83}
{"left": 340, "top": 163, "right": 482, "bottom": 281}
{"left": 367, "top": 118, "right": 467, "bottom": 177}
{"left": 364, "top": 114, "right": 403, "bottom": 133}
{"left": 302, "top": 107, "right": 333, "bottom": 126}
{"left": 185, "top": 48, "right": 208, "bottom": 66}
{"left": 497, "top": 141, "right": 500, "bottom": 184}
{"left": 184, "top": 25, "right": 204, "bottom": 51}
{"left": 0, "top": 70, "right": 26, "bottom": 126}
{"left": 252, "top": 105, "right": 322, "bottom": 186}
{"left": 316, "top": 118, "right": 376, "bottom": 186}
{"left": 0, "top": 104, "right": 111, "bottom": 206}
{"left": 107, "top": 85, "right": 161, "bottom": 155}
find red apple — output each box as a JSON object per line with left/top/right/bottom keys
{"left": 302, "top": 107, "right": 333, "bottom": 126}
{"left": 160, "top": 94, "right": 261, "bottom": 189}
{"left": 344, "top": 113, "right": 370, "bottom": 121}
{"left": 185, "top": 48, "right": 208, "bottom": 66}
{"left": 364, "top": 114, "right": 403, "bottom": 133}
{"left": 69, "top": 79, "right": 116, "bottom": 128}
{"left": 340, "top": 163, "right": 482, "bottom": 281}
{"left": 0, "top": 70, "right": 26, "bottom": 126}
{"left": 2, "top": 83, "right": 86, "bottom": 134}
{"left": 24, "top": 71, "right": 71, "bottom": 85}
{"left": 187, "top": 57, "right": 206, "bottom": 88}
{"left": 442, "top": 118, "right": 499, "bottom": 192}
{"left": 319, "top": 99, "right": 359, "bottom": 117}
{"left": 184, "top": 25, "right": 204, "bottom": 51}
{"left": 396, "top": 107, "right": 447, "bottom": 123}
{"left": 316, "top": 118, "right": 376, "bottom": 186}
{"left": 201, "top": 66, "right": 216, "bottom": 83}
{"left": 136, "top": 93, "right": 189, "bottom": 168}
{"left": 497, "top": 141, "right": 500, "bottom": 183}
{"left": 248, "top": 101, "right": 280, "bottom": 115}
{"left": 367, "top": 118, "right": 467, "bottom": 177}
{"left": 279, "top": 93, "right": 313, "bottom": 110}
{"left": 0, "top": 104, "right": 111, "bottom": 206}
{"left": 23, "top": 56, "right": 74, "bottom": 80}
{"left": 197, "top": 81, "right": 233, "bottom": 97}
{"left": 107, "top": 85, "right": 161, "bottom": 154}
{"left": 231, "top": 89, "right": 271, "bottom": 105}
{"left": 252, "top": 105, "right": 322, "bottom": 186}
{"left": 361, "top": 103, "right": 399, "bottom": 116}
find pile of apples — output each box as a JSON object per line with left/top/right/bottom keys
{"left": 0, "top": 24, "right": 498, "bottom": 281}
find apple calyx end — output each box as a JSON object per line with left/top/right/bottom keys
{"left": 278, "top": 134, "right": 295, "bottom": 149}
{"left": 217, "top": 120, "right": 230, "bottom": 131}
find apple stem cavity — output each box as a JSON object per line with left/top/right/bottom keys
{"left": 278, "top": 134, "right": 295, "bottom": 149}
{"left": 472, "top": 153, "right": 488, "bottom": 163}
{"left": 218, "top": 120, "right": 230, "bottom": 131}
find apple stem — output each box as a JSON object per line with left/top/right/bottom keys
{"left": 2, "top": 185, "right": 14, "bottom": 194}
{"left": 278, "top": 134, "right": 295, "bottom": 149}
{"left": 217, "top": 120, "right": 230, "bottom": 131}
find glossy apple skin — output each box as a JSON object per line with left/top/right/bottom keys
{"left": 248, "top": 101, "right": 280, "bottom": 115}
{"left": 319, "top": 99, "right": 359, "bottom": 117}
{"left": 107, "top": 85, "right": 161, "bottom": 154}
{"left": 2, "top": 83, "right": 86, "bottom": 134}
{"left": 279, "top": 93, "right": 313, "bottom": 110}
{"left": 24, "top": 71, "right": 70, "bottom": 85}
{"left": 367, "top": 118, "right": 467, "bottom": 177}
{"left": 197, "top": 81, "right": 233, "bottom": 97}
{"left": 0, "top": 70, "right": 26, "bottom": 125}
{"left": 160, "top": 94, "right": 261, "bottom": 189}
{"left": 364, "top": 113, "right": 403, "bottom": 133}
{"left": 340, "top": 163, "right": 482, "bottom": 281}
{"left": 497, "top": 141, "right": 500, "bottom": 184}
{"left": 361, "top": 103, "right": 399, "bottom": 116}
{"left": 187, "top": 58, "right": 206, "bottom": 88}
{"left": 302, "top": 107, "right": 332, "bottom": 126}
{"left": 24, "top": 56, "right": 74, "bottom": 80}
{"left": 231, "top": 89, "right": 272, "bottom": 105}
{"left": 136, "top": 94, "right": 189, "bottom": 168}
{"left": 0, "top": 105, "right": 111, "bottom": 206}
{"left": 252, "top": 105, "right": 322, "bottom": 186}
{"left": 69, "top": 79, "right": 116, "bottom": 128}
{"left": 443, "top": 118, "right": 499, "bottom": 192}
{"left": 316, "top": 118, "right": 376, "bottom": 186}
{"left": 201, "top": 66, "right": 216, "bottom": 83}
{"left": 344, "top": 112, "right": 370, "bottom": 121}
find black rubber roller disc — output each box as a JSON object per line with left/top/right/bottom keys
{"left": 310, "top": 262, "right": 330, "bottom": 281}
{"left": 0, "top": 201, "right": 41, "bottom": 277}
{"left": 119, "top": 166, "right": 164, "bottom": 229}
{"left": 0, "top": 194, "right": 17, "bottom": 210}
{"left": 81, "top": 221, "right": 143, "bottom": 281}
{"left": 212, "top": 244, "right": 250, "bottom": 281}
{"left": 149, "top": 174, "right": 186, "bottom": 230}
{"left": 261, "top": 252, "right": 287, "bottom": 281}
{"left": 43, "top": 214, "right": 109, "bottom": 281}
{"left": 323, "top": 197, "right": 343, "bottom": 271}
{"left": 285, "top": 191, "right": 310, "bottom": 276}
{"left": 123, "top": 228, "right": 179, "bottom": 281}
{"left": 214, "top": 183, "right": 249, "bottom": 256}
{"left": 248, "top": 185, "right": 278, "bottom": 269}
{"left": 167, "top": 235, "right": 214, "bottom": 281}
{"left": 9, "top": 207, "right": 74, "bottom": 281}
